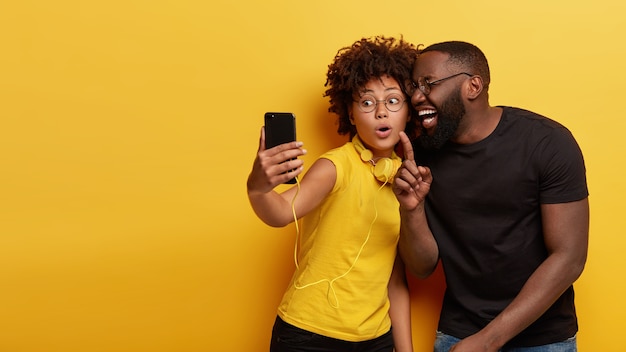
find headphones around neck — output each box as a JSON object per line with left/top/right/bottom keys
{"left": 352, "top": 136, "right": 402, "bottom": 184}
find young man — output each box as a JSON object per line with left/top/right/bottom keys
{"left": 393, "top": 41, "right": 589, "bottom": 352}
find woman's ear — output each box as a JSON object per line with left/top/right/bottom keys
{"left": 466, "top": 75, "right": 484, "bottom": 100}
{"left": 348, "top": 107, "right": 355, "bottom": 125}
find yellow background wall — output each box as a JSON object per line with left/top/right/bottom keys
{"left": 1, "top": 0, "right": 624, "bottom": 351}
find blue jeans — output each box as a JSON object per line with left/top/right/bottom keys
{"left": 269, "top": 316, "right": 394, "bottom": 352}
{"left": 434, "top": 331, "right": 577, "bottom": 352}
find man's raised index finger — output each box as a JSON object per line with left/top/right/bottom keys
{"left": 399, "top": 131, "right": 414, "bottom": 162}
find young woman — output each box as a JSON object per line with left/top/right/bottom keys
{"left": 247, "top": 36, "right": 418, "bottom": 352}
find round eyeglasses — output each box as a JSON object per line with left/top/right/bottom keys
{"left": 354, "top": 93, "right": 406, "bottom": 113}
{"left": 407, "top": 72, "right": 473, "bottom": 96}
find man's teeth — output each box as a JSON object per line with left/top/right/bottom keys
{"left": 418, "top": 109, "right": 437, "bottom": 117}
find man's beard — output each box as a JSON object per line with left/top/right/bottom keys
{"left": 416, "top": 88, "right": 465, "bottom": 150}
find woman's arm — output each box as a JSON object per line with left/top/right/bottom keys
{"left": 247, "top": 127, "right": 336, "bottom": 227}
{"left": 388, "top": 254, "right": 414, "bottom": 352}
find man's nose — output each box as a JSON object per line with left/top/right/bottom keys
{"left": 410, "top": 89, "right": 426, "bottom": 107}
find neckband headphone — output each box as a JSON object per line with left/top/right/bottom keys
{"left": 352, "top": 135, "right": 402, "bottom": 184}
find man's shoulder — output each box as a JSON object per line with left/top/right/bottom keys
{"left": 500, "top": 106, "right": 569, "bottom": 132}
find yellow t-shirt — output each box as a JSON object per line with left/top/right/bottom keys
{"left": 277, "top": 138, "right": 401, "bottom": 342}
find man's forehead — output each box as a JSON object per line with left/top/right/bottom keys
{"left": 414, "top": 51, "right": 450, "bottom": 75}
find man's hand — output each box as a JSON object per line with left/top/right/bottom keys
{"left": 392, "top": 131, "right": 432, "bottom": 211}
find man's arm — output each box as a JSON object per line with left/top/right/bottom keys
{"left": 450, "top": 198, "right": 590, "bottom": 352}
{"left": 393, "top": 132, "right": 439, "bottom": 278}
{"left": 397, "top": 204, "right": 439, "bottom": 278}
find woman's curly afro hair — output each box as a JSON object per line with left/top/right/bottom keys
{"left": 324, "top": 36, "right": 418, "bottom": 139}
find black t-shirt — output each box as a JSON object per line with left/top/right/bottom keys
{"left": 415, "top": 107, "right": 588, "bottom": 347}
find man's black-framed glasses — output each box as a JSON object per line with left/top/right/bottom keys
{"left": 354, "top": 92, "right": 406, "bottom": 113}
{"left": 409, "top": 72, "right": 473, "bottom": 96}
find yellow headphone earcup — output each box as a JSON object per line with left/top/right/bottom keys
{"left": 373, "top": 158, "right": 401, "bottom": 183}
{"left": 359, "top": 148, "right": 373, "bottom": 163}
{"left": 353, "top": 135, "right": 401, "bottom": 184}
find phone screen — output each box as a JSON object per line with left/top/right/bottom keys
{"left": 264, "top": 112, "right": 296, "bottom": 149}
{"left": 264, "top": 112, "right": 297, "bottom": 184}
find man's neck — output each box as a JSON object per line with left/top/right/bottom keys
{"left": 452, "top": 106, "right": 502, "bottom": 145}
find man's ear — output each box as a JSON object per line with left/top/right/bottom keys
{"left": 466, "top": 75, "right": 484, "bottom": 100}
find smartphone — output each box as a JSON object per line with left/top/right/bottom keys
{"left": 264, "top": 112, "right": 297, "bottom": 184}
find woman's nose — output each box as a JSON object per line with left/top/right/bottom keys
{"left": 375, "top": 101, "right": 388, "bottom": 119}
